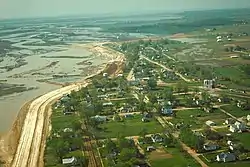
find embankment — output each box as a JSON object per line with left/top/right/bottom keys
{"left": 0, "top": 43, "right": 126, "bottom": 166}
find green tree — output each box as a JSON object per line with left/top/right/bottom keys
{"left": 119, "top": 148, "right": 137, "bottom": 162}
{"left": 49, "top": 139, "right": 69, "bottom": 161}
{"left": 147, "top": 78, "right": 157, "bottom": 90}
{"left": 139, "top": 128, "right": 148, "bottom": 139}
{"left": 148, "top": 93, "right": 157, "bottom": 104}
{"left": 105, "top": 139, "right": 117, "bottom": 153}
{"left": 72, "top": 120, "right": 82, "bottom": 132}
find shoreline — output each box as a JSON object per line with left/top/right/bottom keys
{"left": 0, "top": 43, "right": 125, "bottom": 166}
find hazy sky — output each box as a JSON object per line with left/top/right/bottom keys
{"left": 1, "top": 0, "right": 250, "bottom": 19}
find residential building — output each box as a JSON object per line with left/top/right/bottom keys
{"left": 102, "top": 102, "right": 113, "bottom": 107}
{"left": 103, "top": 73, "right": 108, "bottom": 77}
{"left": 91, "top": 115, "right": 107, "bottom": 122}
{"left": 216, "top": 152, "right": 236, "bottom": 162}
{"left": 225, "top": 118, "right": 235, "bottom": 125}
{"left": 151, "top": 134, "right": 163, "bottom": 143}
{"left": 204, "top": 79, "right": 215, "bottom": 89}
{"left": 62, "top": 157, "right": 77, "bottom": 165}
{"left": 161, "top": 108, "right": 173, "bottom": 116}
{"left": 146, "top": 146, "right": 156, "bottom": 152}
{"left": 229, "top": 121, "right": 246, "bottom": 133}
{"left": 142, "top": 117, "right": 150, "bottom": 122}
{"left": 247, "top": 115, "right": 250, "bottom": 122}
{"left": 203, "top": 143, "right": 219, "bottom": 151}
{"left": 206, "top": 120, "right": 216, "bottom": 127}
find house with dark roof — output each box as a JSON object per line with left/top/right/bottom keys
{"left": 216, "top": 152, "right": 236, "bottom": 162}
{"left": 151, "top": 134, "right": 163, "bottom": 143}
{"left": 203, "top": 142, "right": 219, "bottom": 151}
{"left": 161, "top": 108, "right": 173, "bottom": 116}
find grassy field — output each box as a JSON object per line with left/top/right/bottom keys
{"left": 171, "top": 109, "right": 229, "bottom": 129}
{"left": 200, "top": 153, "right": 250, "bottom": 167}
{"left": 98, "top": 115, "right": 163, "bottom": 138}
{"left": 150, "top": 147, "right": 200, "bottom": 167}
{"left": 221, "top": 105, "right": 249, "bottom": 117}
{"left": 233, "top": 132, "right": 250, "bottom": 149}
{"left": 51, "top": 109, "right": 80, "bottom": 131}
{"left": 44, "top": 108, "right": 84, "bottom": 167}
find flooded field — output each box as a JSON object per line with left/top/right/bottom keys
{"left": 0, "top": 21, "right": 121, "bottom": 133}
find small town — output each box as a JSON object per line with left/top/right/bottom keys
{"left": 0, "top": 4, "right": 250, "bottom": 167}
{"left": 44, "top": 35, "right": 250, "bottom": 167}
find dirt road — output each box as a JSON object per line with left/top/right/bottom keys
{"left": 10, "top": 43, "right": 125, "bottom": 167}
{"left": 11, "top": 82, "right": 87, "bottom": 167}
{"left": 156, "top": 116, "right": 208, "bottom": 167}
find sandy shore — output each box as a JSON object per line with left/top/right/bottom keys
{"left": 0, "top": 43, "right": 125, "bottom": 166}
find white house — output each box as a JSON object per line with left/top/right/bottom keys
{"left": 151, "top": 134, "right": 163, "bottom": 143}
{"left": 117, "top": 73, "right": 123, "bottom": 77}
{"left": 217, "top": 38, "right": 223, "bottom": 42}
{"left": 227, "top": 140, "right": 233, "bottom": 146}
{"left": 225, "top": 119, "right": 235, "bottom": 125}
{"left": 216, "top": 152, "right": 236, "bottom": 162}
{"left": 103, "top": 73, "right": 108, "bottom": 77}
{"left": 203, "top": 143, "right": 219, "bottom": 151}
{"left": 229, "top": 121, "right": 246, "bottom": 133}
{"left": 216, "top": 36, "right": 222, "bottom": 39}
{"left": 62, "top": 157, "right": 77, "bottom": 165}
{"left": 247, "top": 115, "right": 250, "bottom": 121}
{"left": 206, "top": 120, "right": 216, "bottom": 127}
{"left": 91, "top": 115, "right": 107, "bottom": 122}
{"left": 204, "top": 79, "right": 215, "bottom": 89}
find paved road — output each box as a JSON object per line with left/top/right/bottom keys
{"left": 141, "top": 55, "right": 191, "bottom": 82}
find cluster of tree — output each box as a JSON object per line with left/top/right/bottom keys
{"left": 45, "top": 120, "right": 86, "bottom": 166}
{"left": 175, "top": 62, "right": 214, "bottom": 80}
{"left": 105, "top": 138, "right": 145, "bottom": 167}
{"left": 204, "top": 128, "right": 222, "bottom": 140}
{"left": 174, "top": 82, "right": 189, "bottom": 94}
{"left": 147, "top": 78, "right": 157, "bottom": 90}
{"left": 179, "top": 127, "right": 205, "bottom": 153}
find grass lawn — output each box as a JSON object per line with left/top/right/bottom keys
{"left": 233, "top": 132, "right": 250, "bottom": 149}
{"left": 221, "top": 105, "right": 250, "bottom": 117}
{"left": 44, "top": 109, "right": 84, "bottom": 167}
{"left": 98, "top": 115, "right": 163, "bottom": 138}
{"left": 150, "top": 147, "right": 200, "bottom": 167}
{"left": 51, "top": 109, "right": 80, "bottom": 131}
{"left": 202, "top": 151, "right": 250, "bottom": 167}
{"left": 208, "top": 162, "right": 250, "bottom": 167}
{"left": 171, "top": 109, "right": 229, "bottom": 129}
